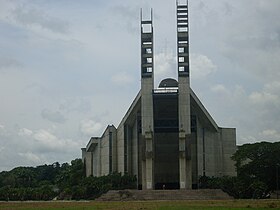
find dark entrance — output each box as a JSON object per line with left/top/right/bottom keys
{"left": 153, "top": 91, "right": 179, "bottom": 189}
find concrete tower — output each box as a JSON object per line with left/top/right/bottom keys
{"left": 176, "top": 0, "right": 192, "bottom": 189}
{"left": 140, "top": 10, "right": 154, "bottom": 190}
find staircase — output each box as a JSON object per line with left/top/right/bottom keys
{"left": 96, "top": 189, "right": 233, "bottom": 201}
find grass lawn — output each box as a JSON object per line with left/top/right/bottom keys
{"left": 0, "top": 200, "right": 280, "bottom": 210}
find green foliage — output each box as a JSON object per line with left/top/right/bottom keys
{"left": 0, "top": 158, "right": 137, "bottom": 201}
{"left": 58, "top": 172, "right": 137, "bottom": 200}
{"left": 199, "top": 175, "right": 269, "bottom": 199}
{"left": 232, "top": 141, "right": 280, "bottom": 191}
{"left": 200, "top": 141, "right": 280, "bottom": 199}
{"left": 0, "top": 185, "right": 56, "bottom": 201}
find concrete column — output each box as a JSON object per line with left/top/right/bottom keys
{"left": 145, "top": 131, "right": 153, "bottom": 189}
{"left": 98, "top": 141, "right": 102, "bottom": 176}
{"left": 140, "top": 11, "right": 154, "bottom": 190}
{"left": 142, "top": 160, "right": 146, "bottom": 189}
{"left": 179, "top": 131, "right": 186, "bottom": 189}
{"left": 178, "top": 77, "right": 192, "bottom": 189}
{"left": 141, "top": 70, "right": 154, "bottom": 190}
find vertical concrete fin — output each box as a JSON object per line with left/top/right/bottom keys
{"left": 177, "top": 0, "right": 192, "bottom": 189}
{"left": 141, "top": 8, "right": 154, "bottom": 190}
{"left": 141, "top": 9, "right": 154, "bottom": 78}
{"left": 177, "top": 0, "right": 189, "bottom": 77}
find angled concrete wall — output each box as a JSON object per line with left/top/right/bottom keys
{"left": 221, "top": 128, "right": 237, "bottom": 176}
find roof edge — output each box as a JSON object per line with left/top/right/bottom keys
{"left": 190, "top": 88, "right": 219, "bottom": 131}
{"left": 117, "top": 90, "right": 141, "bottom": 129}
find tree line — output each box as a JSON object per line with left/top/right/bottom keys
{"left": 0, "top": 159, "right": 136, "bottom": 201}
{"left": 0, "top": 141, "right": 279, "bottom": 200}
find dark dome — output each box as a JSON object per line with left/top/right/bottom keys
{"left": 158, "top": 78, "right": 178, "bottom": 88}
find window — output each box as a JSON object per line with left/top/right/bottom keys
{"left": 147, "top": 67, "right": 152, "bottom": 72}
{"left": 178, "top": 27, "right": 188, "bottom": 32}
{"left": 179, "top": 47, "right": 184, "bottom": 53}
{"left": 147, "top": 57, "right": 152, "bottom": 63}
{"left": 142, "top": 24, "right": 152, "bottom": 33}
{"left": 191, "top": 115, "right": 197, "bottom": 133}
{"left": 146, "top": 48, "right": 152, "bottom": 54}
{"left": 179, "top": 57, "right": 184, "bottom": 62}
{"left": 179, "top": 66, "right": 185, "bottom": 72}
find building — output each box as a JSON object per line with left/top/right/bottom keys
{"left": 82, "top": 2, "right": 236, "bottom": 190}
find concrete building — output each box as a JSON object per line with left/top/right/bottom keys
{"left": 82, "top": 2, "right": 236, "bottom": 190}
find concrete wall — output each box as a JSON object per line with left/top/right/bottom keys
{"left": 100, "top": 131, "right": 109, "bottom": 176}
{"left": 204, "top": 130, "right": 219, "bottom": 177}
{"left": 194, "top": 117, "right": 236, "bottom": 180}
{"left": 117, "top": 124, "right": 125, "bottom": 173}
{"left": 92, "top": 145, "right": 99, "bottom": 176}
{"left": 82, "top": 148, "right": 92, "bottom": 177}
{"left": 221, "top": 128, "right": 237, "bottom": 176}
{"left": 82, "top": 126, "right": 117, "bottom": 177}
{"left": 131, "top": 121, "right": 138, "bottom": 176}
{"left": 178, "top": 77, "right": 192, "bottom": 189}
{"left": 191, "top": 132, "right": 198, "bottom": 186}
{"left": 196, "top": 120, "right": 204, "bottom": 178}
{"left": 99, "top": 126, "right": 117, "bottom": 176}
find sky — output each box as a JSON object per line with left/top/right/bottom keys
{"left": 0, "top": 0, "right": 279, "bottom": 171}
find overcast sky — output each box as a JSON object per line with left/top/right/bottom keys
{"left": 0, "top": 0, "right": 279, "bottom": 171}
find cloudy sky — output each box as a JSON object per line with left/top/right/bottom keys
{"left": 0, "top": 0, "right": 279, "bottom": 171}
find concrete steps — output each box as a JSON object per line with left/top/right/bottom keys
{"left": 96, "top": 189, "right": 233, "bottom": 201}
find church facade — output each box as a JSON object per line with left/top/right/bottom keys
{"left": 82, "top": 2, "right": 236, "bottom": 190}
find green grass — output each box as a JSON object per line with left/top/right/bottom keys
{"left": 0, "top": 200, "right": 280, "bottom": 210}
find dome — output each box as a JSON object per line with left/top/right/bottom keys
{"left": 158, "top": 78, "right": 178, "bottom": 88}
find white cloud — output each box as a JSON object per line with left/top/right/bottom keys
{"left": 79, "top": 120, "right": 103, "bottom": 136}
{"left": 210, "top": 84, "right": 230, "bottom": 96}
{"left": 0, "top": 124, "right": 9, "bottom": 136}
{"left": 0, "top": 124, "right": 82, "bottom": 171}
{"left": 110, "top": 5, "right": 138, "bottom": 34}
{"left": 263, "top": 81, "right": 280, "bottom": 95}
{"left": 111, "top": 72, "right": 134, "bottom": 86}
{"left": 33, "top": 129, "right": 57, "bottom": 143}
{"left": 12, "top": 5, "right": 69, "bottom": 34}
{"left": 219, "top": 0, "right": 280, "bottom": 82}
{"left": 208, "top": 81, "right": 280, "bottom": 144}
{"left": 19, "top": 128, "right": 79, "bottom": 154}
{"left": 190, "top": 53, "right": 217, "bottom": 79}
{"left": 249, "top": 91, "right": 278, "bottom": 105}
{"left": 239, "top": 135, "right": 257, "bottom": 144}
{"left": 18, "top": 152, "right": 42, "bottom": 165}
{"left": 154, "top": 52, "right": 177, "bottom": 86}
{"left": 41, "top": 109, "right": 66, "bottom": 123}
{"left": 18, "top": 128, "right": 33, "bottom": 136}
{"left": 260, "top": 129, "right": 280, "bottom": 140}
{"left": 0, "top": 56, "right": 22, "bottom": 71}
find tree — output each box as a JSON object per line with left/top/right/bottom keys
{"left": 0, "top": 158, "right": 137, "bottom": 200}
{"left": 232, "top": 141, "right": 280, "bottom": 191}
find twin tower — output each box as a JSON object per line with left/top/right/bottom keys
{"left": 141, "top": 1, "right": 192, "bottom": 189}
{"left": 82, "top": 1, "right": 236, "bottom": 190}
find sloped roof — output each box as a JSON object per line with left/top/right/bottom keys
{"left": 190, "top": 88, "right": 219, "bottom": 131}
{"left": 117, "top": 87, "right": 219, "bottom": 132}
{"left": 117, "top": 90, "right": 141, "bottom": 129}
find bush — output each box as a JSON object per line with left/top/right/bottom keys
{"left": 198, "top": 175, "right": 269, "bottom": 199}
